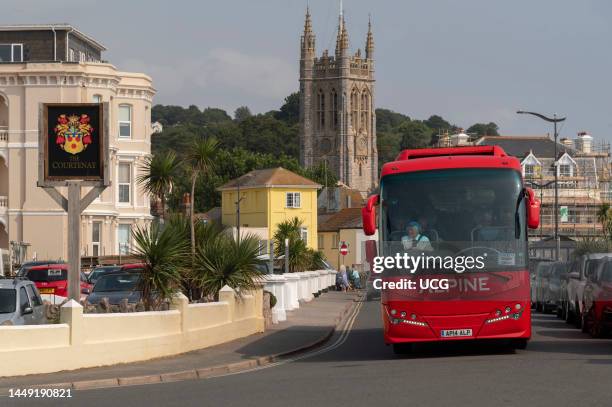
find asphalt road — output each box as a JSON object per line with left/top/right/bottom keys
{"left": 6, "top": 295, "right": 612, "bottom": 407}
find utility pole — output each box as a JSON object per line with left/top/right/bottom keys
{"left": 517, "top": 110, "right": 566, "bottom": 260}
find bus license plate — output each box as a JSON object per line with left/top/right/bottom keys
{"left": 441, "top": 329, "right": 472, "bottom": 338}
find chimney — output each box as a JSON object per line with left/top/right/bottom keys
{"left": 575, "top": 131, "right": 593, "bottom": 153}
{"left": 560, "top": 138, "right": 574, "bottom": 149}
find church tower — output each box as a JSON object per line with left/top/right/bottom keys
{"left": 299, "top": 7, "right": 378, "bottom": 196}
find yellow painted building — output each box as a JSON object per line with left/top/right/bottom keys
{"left": 318, "top": 208, "right": 378, "bottom": 270}
{"left": 218, "top": 168, "right": 321, "bottom": 250}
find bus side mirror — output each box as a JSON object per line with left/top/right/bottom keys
{"left": 525, "top": 187, "right": 540, "bottom": 229}
{"left": 362, "top": 194, "right": 379, "bottom": 236}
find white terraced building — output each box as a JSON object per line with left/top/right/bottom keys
{"left": 0, "top": 24, "right": 155, "bottom": 266}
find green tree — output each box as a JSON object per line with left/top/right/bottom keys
{"left": 275, "top": 92, "right": 300, "bottom": 124}
{"left": 131, "top": 222, "right": 189, "bottom": 310}
{"left": 193, "top": 233, "right": 264, "bottom": 300}
{"left": 187, "top": 138, "right": 219, "bottom": 259}
{"left": 597, "top": 203, "right": 612, "bottom": 239}
{"left": 234, "top": 106, "right": 252, "bottom": 122}
{"left": 202, "top": 108, "right": 232, "bottom": 124}
{"left": 398, "top": 121, "right": 433, "bottom": 150}
{"left": 273, "top": 217, "right": 310, "bottom": 273}
{"left": 376, "top": 108, "right": 410, "bottom": 133}
{"left": 137, "top": 151, "right": 181, "bottom": 221}
{"left": 467, "top": 122, "right": 500, "bottom": 137}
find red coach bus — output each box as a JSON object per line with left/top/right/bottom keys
{"left": 362, "top": 146, "right": 541, "bottom": 353}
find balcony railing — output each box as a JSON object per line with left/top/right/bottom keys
{"left": 0, "top": 126, "right": 7, "bottom": 142}
{"left": 0, "top": 196, "right": 7, "bottom": 209}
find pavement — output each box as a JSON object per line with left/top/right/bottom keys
{"left": 9, "top": 289, "right": 612, "bottom": 407}
{"left": 0, "top": 290, "right": 364, "bottom": 394}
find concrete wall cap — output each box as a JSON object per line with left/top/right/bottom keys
{"left": 283, "top": 274, "right": 300, "bottom": 280}
{"left": 173, "top": 292, "right": 189, "bottom": 301}
{"left": 219, "top": 285, "right": 236, "bottom": 293}
{"left": 264, "top": 275, "right": 287, "bottom": 282}
{"left": 61, "top": 299, "right": 83, "bottom": 308}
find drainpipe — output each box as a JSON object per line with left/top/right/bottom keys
{"left": 65, "top": 27, "right": 73, "bottom": 61}
{"left": 51, "top": 27, "right": 57, "bottom": 61}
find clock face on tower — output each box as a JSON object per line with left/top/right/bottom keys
{"left": 356, "top": 136, "right": 368, "bottom": 156}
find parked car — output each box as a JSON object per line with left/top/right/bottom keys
{"left": 0, "top": 278, "right": 46, "bottom": 325}
{"left": 86, "top": 264, "right": 144, "bottom": 305}
{"left": 533, "top": 262, "right": 554, "bottom": 312}
{"left": 565, "top": 253, "right": 611, "bottom": 327}
{"left": 87, "top": 265, "right": 121, "bottom": 285}
{"left": 550, "top": 262, "right": 569, "bottom": 318}
{"left": 581, "top": 257, "right": 612, "bottom": 337}
{"left": 530, "top": 259, "right": 552, "bottom": 308}
{"left": 25, "top": 264, "right": 92, "bottom": 299}
{"left": 16, "top": 260, "right": 62, "bottom": 278}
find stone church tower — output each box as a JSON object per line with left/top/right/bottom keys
{"left": 299, "top": 7, "right": 378, "bottom": 196}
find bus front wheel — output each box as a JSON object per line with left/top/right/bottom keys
{"left": 393, "top": 343, "right": 413, "bottom": 355}
{"left": 512, "top": 339, "right": 528, "bottom": 350}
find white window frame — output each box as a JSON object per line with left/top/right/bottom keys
{"left": 524, "top": 164, "right": 535, "bottom": 178}
{"left": 118, "top": 104, "right": 132, "bottom": 139}
{"left": 117, "top": 224, "right": 131, "bottom": 255}
{"left": 117, "top": 162, "right": 132, "bottom": 205}
{"left": 69, "top": 48, "right": 75, "bottom": 62}
{"left": 300, "top": 227, "right": 308, "bottom": 243}
{"left": 0, "top": 43, "right": 23, "bottom": 62}
{"left": 79, "top": 51, "right": 85, "bottom": 63}
{"left": 559, "top": 163, "right": 572, "bottom": 177}
{"left": 286, "top": 192, "right": 301, "bottom": 208}
{"left": 92, "top": 221, "right": 101, "bottom": 257}
{"left": 92, "top": 94, "right": 102, "bottom": 103}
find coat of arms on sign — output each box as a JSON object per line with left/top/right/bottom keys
{"left": 54, "top": 114, "right": 94, "bottom": 155}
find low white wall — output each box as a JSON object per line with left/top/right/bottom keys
{"left": 0, "top": 285, "right": 264, "bottom": 377}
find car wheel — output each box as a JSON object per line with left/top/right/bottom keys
{"left": 574, "top": 301, "right": 583, "bottom": 329}
{"left": 581, "top": 310, "right": 589, "bottom": 334}
{"left": 564, "top": 301, "right": 573, "bottom": 324}
{"left": 393, "top": 343, "right": 413, "bottom": 355}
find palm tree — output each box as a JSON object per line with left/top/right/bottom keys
{"left": 273, "top": 217, "right": 310, "bottom": 272}
{"left": 597, "top": 203, "right": 611, "bottom": 239}
{"left": 193, "top": 233, "right": 264, "bottom": 301}
{"left": 186, "top": 137, "right": 219, "bottom": 258}
{"left": 137, "top": 151, "right": 181, "bottom": 222}
{"left": 131, "top": 222, "right": 189, "bottom": 311}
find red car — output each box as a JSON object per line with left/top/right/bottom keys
{"left": 26, "top": 264, "right": 92, "bottom": 299}
{"left": 581, "top": 257, "right": 612, "bottom": 337}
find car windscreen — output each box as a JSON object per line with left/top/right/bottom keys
{"left": 602, "top": 262, "right": 612, "bottom": 282}
{"left": 0, "top": 289, "right": 16, "bottom": 313}
{"left": 27, "top": 268, "right": 67, "bottom": 282}
{"left": 93, "top": 273, "right": 141, "bottom": 292}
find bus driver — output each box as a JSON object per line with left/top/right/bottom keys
{"left": 401, "top": 221, "right": 433, "bottom": 251}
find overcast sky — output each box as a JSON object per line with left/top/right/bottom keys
{"left": 3, "top": 0, "right": 612, "bottom": 142}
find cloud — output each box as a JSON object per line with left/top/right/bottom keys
{"left": 120, "top": 48, "right": 295, "bottom": 110}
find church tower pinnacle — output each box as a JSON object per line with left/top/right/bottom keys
{"left": 298, "top": 6, "right": 378, "bottom": 197}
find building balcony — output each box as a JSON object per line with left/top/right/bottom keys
{"left": 0, "top": 195, "right": 7, "bottom": 235}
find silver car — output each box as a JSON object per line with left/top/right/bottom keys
{"left": 0, "top": 279, "right": 46, "bottom": 325}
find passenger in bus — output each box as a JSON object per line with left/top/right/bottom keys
{"left": 401, "top": 221, "right": 433, "bottom": 251}
{"left": 418, "top": 211, "right": 439, "bottom": 242}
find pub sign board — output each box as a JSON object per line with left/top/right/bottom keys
{"left": 38, "top": 103, "right": 110, "bottom": 187}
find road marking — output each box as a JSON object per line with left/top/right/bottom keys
{"left": 213, "top": 298, "right": 365, "bottom": 378}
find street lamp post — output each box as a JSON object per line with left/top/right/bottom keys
{"left": 517, "top": 111, "right": 566, "bottom": 260}
{"left": 235, "top": 181, "right": 245, "bottom": 243}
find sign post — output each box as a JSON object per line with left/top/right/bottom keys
{"left": 38, "top": 103, "right": 110, "bottom": 301}
{"left": 339, "top": 241, "right": 349, "bottom": 266}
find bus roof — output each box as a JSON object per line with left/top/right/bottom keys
{"left": 381, "top": 146, "right": 522, "bottom": 178}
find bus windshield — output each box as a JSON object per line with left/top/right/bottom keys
{"left": 380, "top": 168, "right": 527, "bottom": 273}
